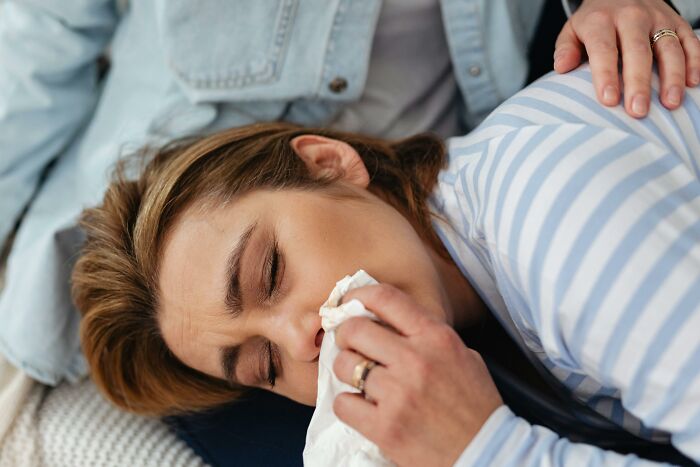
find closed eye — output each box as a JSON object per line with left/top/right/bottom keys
{"left": 267, "top": 242, "right": 279, "bottom": 297}
{"left": 263, "top": 235, "right": 284, "bottom": 302}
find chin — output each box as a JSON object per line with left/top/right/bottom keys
{"left": 280, "top": 379, "right": 318, "bottom": 407}
{"left": 289, "top": 391, "right": 317, "bottom": 407}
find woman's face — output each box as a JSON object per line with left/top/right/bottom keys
{"left": 157, "top": 137, "right": 454, "bottom": 405}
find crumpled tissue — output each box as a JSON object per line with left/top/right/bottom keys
{"left": 303, "top": 270, "right": 395, "bottom": 467}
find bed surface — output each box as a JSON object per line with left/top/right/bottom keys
{"left": 0, "top": 377, "right": 207, "bottom": 467}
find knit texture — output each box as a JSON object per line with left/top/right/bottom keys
{"left": 0, "top": 378, "right": 208, "bottom": 467}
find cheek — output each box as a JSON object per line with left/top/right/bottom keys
{"left": 288, "top": 219, "right": 439, "bottom": 302}
{"left": 278, "top": 361, "right": 320, "bottom": 406}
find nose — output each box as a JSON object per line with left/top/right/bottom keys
{"left": 314, "top": 329, "right": 325, "bottom": 349}
{"left": 272, "top": 305, "right": 323, "bottom": 362}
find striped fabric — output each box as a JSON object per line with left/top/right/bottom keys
{"left": 433, "top": 61, "right": 700, "bottom": 465}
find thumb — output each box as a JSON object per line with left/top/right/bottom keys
{"left": 554, "top": 20, "right": 584, "bottom": 73}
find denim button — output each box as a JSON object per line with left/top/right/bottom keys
{"left": 468, "top": 65, "right": 481, "bottom": 77}
{"left": 328, "top": 77, "right": 348, "bottom": 93}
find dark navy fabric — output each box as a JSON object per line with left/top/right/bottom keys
{"left": 166, "top": 389, "right": 313, "bottom": 467}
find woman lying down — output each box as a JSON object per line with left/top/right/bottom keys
{"left": 72, "top": 61, "right": 700, "bottom": 466}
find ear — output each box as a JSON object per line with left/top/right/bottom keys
{"left": 290, "top": 135, "right": 370, "bottom": 188}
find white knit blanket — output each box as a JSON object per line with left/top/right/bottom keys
{"left": 0, "top": 378, "right": 208, "bottom": 467}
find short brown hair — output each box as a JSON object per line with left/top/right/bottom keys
{"left": 72, "top": 122, "right": 446, "bottom": 416}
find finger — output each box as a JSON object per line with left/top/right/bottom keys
{"left": 333, "top": 392, "right": 379, "bottom": 439}
{"left": 618, "top": 16, "right": 654, "bottom": 117}
{"left": 653, "top": 27, "right": 686, "bottom": 109}
{"left": 554, "top": 20, "right": 584, "bottom": 73}
{"left": 333, "top": 349, "right": 393, "bottom": 401}
{"left": 580, "top": 17, "right": 621, "bottom": 106}
{"left": 677, "top": 24, "right": 700, "bottom": 87}
{"left": 335, "top": 316, "right": 405, "bottom": 363}
{"left": 341, "top": 284, "right": 438, "bottom": 336}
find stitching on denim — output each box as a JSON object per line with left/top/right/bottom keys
{"left": 169, "top": 0, "right": 298, "bottom": 89}
{"left": 319, "top": 0, "right": 346, "bottom": 97}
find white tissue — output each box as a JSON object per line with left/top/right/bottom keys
{"left": 303, "top": 270, "right": 395, "bottom": 467}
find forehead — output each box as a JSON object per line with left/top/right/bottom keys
{"left": 157, "top": 197, "right": 255, "bottom": 370}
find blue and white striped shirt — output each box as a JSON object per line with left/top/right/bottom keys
{"left": 433, "top": 60, "right": 700, "bottom": 465}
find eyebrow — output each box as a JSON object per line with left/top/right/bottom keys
{"left": 219, "top": 221, "right": 257, "bottom": 385}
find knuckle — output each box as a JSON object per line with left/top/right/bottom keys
{"left": 585, "top": 11, "right": 613, "bottom": 27}
{"left": 689, "top": 46, "right": 700, "bottom": 61}
{"left": 468, "top": 348, "right": 487, "bottom": 368}
{"left": 337, "top": 317, "right": 364, "bottom": 343}
{"left": 430, "top": 323, "right": 460, "bottom": 350}
{"left": 619, "top": 5, "right": 649, "bottom": 22}
{"left": 596, "top": 72, "right": 619, "bottom": 87}
{"left": 555, "top": 22, "right": 575, "bottom": 45}
{"left": 332, "top": 395, "right": 349, "bottom": 419}
{"left": 685, "top": 39, "right": 700, "bottom": 59}
{"left": 590, "top": 39, "right": 618, "bottom": 55}
{"left": 690, "top": 55, "right": 700, "bottom": 68}
{"left": 652, "top": 11, "right": 674, "bottom": 25}
{"left": 467, "top": 347, "right": 481, "bottom": 360}
{"left": 332, "top": 352, "right": 348, "bottom": 376}
{"left": 591, "top": 68, "right": 619, "bottom": 85}
{"left": 628, "top": 40, "right": 652, "bottom": 55}
{"left": 625, "top": 73, "right": 651, "bottom": 89}
{"left": 677, "top": 25, "right": 698, "bottom": 44}
{"left": 374, "top": 284, "right": 398, "bottom": 303}
{"left": 664, "top": 71, "right": 686, "bottom": 85}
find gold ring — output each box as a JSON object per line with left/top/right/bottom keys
{"left": 651, "top": 29, "right": 679, "bottom": 48}
{"left": 351, "top": 359, "right": 378, "bottom": 394}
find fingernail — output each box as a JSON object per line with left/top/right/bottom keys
{"left": 603, "top": 86, "right": 618, "bottom": 105}
{"left": 691, "top": 70, "right": 700, "bottom": 86}
{"left": 553, "top": 50, "right": 565, "bottom": 67}
{"left": 632, "top": 95, "right": 648, "bottom": 116}
{"left": 667, "top": 86, "right": 682, "bottom": 106}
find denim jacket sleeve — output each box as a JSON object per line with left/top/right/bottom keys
{"left": 0, "top": 0, "right": 117, "bottom": 246}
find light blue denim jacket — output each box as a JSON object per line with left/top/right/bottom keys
{"left": 0, "top": 0, "right": 697, "bottom": 386}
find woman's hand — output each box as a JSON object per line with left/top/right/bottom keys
{"left": 554, "top": 0, "right": 700, "bottom": 117}
{"left": 332, "top": 284, "right": 503, "bottom": 467}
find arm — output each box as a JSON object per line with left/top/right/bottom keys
{"left": 454, "top": 406, "right": 668, "bottom": 466}
{"left": 0, "top": 0, "right": 117, "bottom": 245}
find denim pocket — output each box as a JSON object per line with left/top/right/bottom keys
{"left": 159, "top": 0, "right": 298, "bottom": 98}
